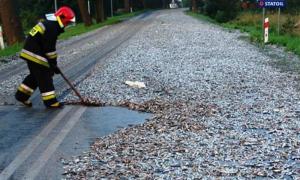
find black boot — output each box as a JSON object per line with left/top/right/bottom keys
{"left": 46, "top": 102, "right": 64, "bottom": 109}
{"left": 15, "top": 94, "right": 32, "bottom": 107}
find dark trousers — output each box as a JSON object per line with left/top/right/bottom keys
{"left": 15, "top": 61, "right": 58, "bottom": 106}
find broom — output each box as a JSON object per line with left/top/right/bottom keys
{"left": 58, "top": 68, "right": 102, "bottom": 106}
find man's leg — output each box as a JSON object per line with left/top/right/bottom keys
{"left": 32, "top": 63, "right": 63, "bottom": 108}
{"left": 15, "top": 62, "right": 38, "bottom": 107}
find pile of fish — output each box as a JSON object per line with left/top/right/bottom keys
{"left": 59, "top": 10, "right": 300, "bottom": 179}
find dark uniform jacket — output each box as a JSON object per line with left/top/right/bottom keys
{"left": 20, "top": 19, "right": 64, "bottom": 68}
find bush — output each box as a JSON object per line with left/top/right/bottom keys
{"left": 203, "top": 0, "right": 218, "bottom": 18}
{"left": 281, "top": 16, "right": 297, "bottom": 35}
{"left": 201, "top": 0, "right": 240, "bottom": 23}
{"left": 215, "top": 11, "right": 227, "bottom": 23}
{"left": 182, "top": 0, "right": 191, "bottom": 8}
{"left": 286, "top": 0, "right": 300, "bottom": 14}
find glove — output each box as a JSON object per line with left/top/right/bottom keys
{"left": 53, "top": 66, "right": 61, "bottom": 74}
{"left": 49, "top": 63, "right": 61, "bottom": 74}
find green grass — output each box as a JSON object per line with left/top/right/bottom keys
{"left": 59, "top": 11, "right": 143, "bottom": 39}
{"left": 269, "top": 33, "right": 300, "bottom": 54}
{"left": 223, "top": 23, "right": 262, "bottom": 42}
{"left": 224, "top": 22, "right": 300, "bottom": 56}
{"left": 0, "top": 43, "right": 23, "bottom": 57}
{"left": 187, "top": 11, "right": 300, "bottom": 56}
{"left": 186, "top": 11, "right": 218, "bottom": 24}
{"left": 58, "top": 18, "right": 121, "bottom": 40}
{"left": 0, "top": 11, "right": 144, "bottom": 58}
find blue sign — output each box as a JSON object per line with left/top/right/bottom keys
{"left": 258, "top": 0, "right": 286, "bottom": 8}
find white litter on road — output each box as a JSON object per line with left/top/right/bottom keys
{"left": 125, "top": 81, "right": 146, "bottom": 88}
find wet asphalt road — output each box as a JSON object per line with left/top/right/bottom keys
{"left": 0, "top": 105, "right": 150, "bottom": 179}
{"left": 0, "top": 11, "right": 155, "bottom": 179}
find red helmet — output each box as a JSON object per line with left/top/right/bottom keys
{"left": 55, "top": 6, "right": 76, "bottom": 27}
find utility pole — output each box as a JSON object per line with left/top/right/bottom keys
{"left": 262, "top": 7, "right": 265, "bottom": 46}
{"left": 111, "top": 0, "right": 113, "bottom": 17}
{"left": 54, "top": 0, "right": 57, "bottom": 11}
{"left": 277, "top": 8, "right": 281, "bottom": 35}
{"left": 88, "top": 0, "right": 91, "bottom": 15}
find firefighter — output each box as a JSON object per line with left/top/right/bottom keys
{"left": 15, "top": 6, "right": 76, "bottom": 108}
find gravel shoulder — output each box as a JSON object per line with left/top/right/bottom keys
{"left": 62, "top": 9, "right": 300, "bottom": 179}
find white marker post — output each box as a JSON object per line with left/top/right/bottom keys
{"left": 0, "top": 26, "right": 5, "bottom": 50}
{"left": 264, "top": 17, "right": 269, "bottom": 43}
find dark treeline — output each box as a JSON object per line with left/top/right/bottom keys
{"left": 0, "top": 0, "right": 174, "bottom": 45}
{"left": 16, "top": 0, "right": 176, "bottom": 30}
{"left": 16, "top": 0, "right": 79, "bottom": 30}
{"left": 190, "top": 0, "right": 300, "bottom": 23}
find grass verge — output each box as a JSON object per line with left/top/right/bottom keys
{"left": 186, "top": 11, "right": 300, "bottom": 56}
{"left": 59, "top": 11, "right": 143, "bottom": 39}
{"left": 0, "top": 43, "right": 23, "bottom": 57}
{"left": 186, "top": 11, "right": 218, "bottom": 24}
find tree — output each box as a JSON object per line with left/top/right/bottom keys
{"left": 124, "top": 0, "right": 130, "bottom": 12}
{"left": 162, "top": 0, "right": 170, "bottom": 9}
{"left": 141, "top": 0, "right": 146, "bottom": 8}
{"left": 103, "top": 0, "right": 111, "bottom": 18}
{"left": 130, "top": 0, "right": 144, "bottom": 10}
{"left": 77, "top": 0, "right": 93, "bottom": 26}
{"left": 286, "top": 0, "right": 300, "bottom": 14}
{"left": 95, "top": 0, "right": 105, "bottom": 23}
{"left": 0, "top": 0, "right": 24, "bottom": 45}
{"left": 192, "top": 0, "right": 198, "bottom": 12}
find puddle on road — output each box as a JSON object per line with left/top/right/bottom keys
{"left": 82, "top": 106, "right": 151, "bottom": 138}
{"left": 0, "top": 106, "right": 151, "bottom": 149}
{"left": 59, "top": 106, "right": 152, "bottom": 154}
{"left": 0, "top": 105, "right": 152, "bottom": 179}
{"left": 30, "top": 106, "right": 152, "bottom": 179}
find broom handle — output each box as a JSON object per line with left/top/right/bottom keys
{"left": 58, "top": 68, "right": 85, "bottom": 102}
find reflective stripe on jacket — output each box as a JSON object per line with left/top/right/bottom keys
{"left": 20, "top": 19, "right": 64, "bottom": 67}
